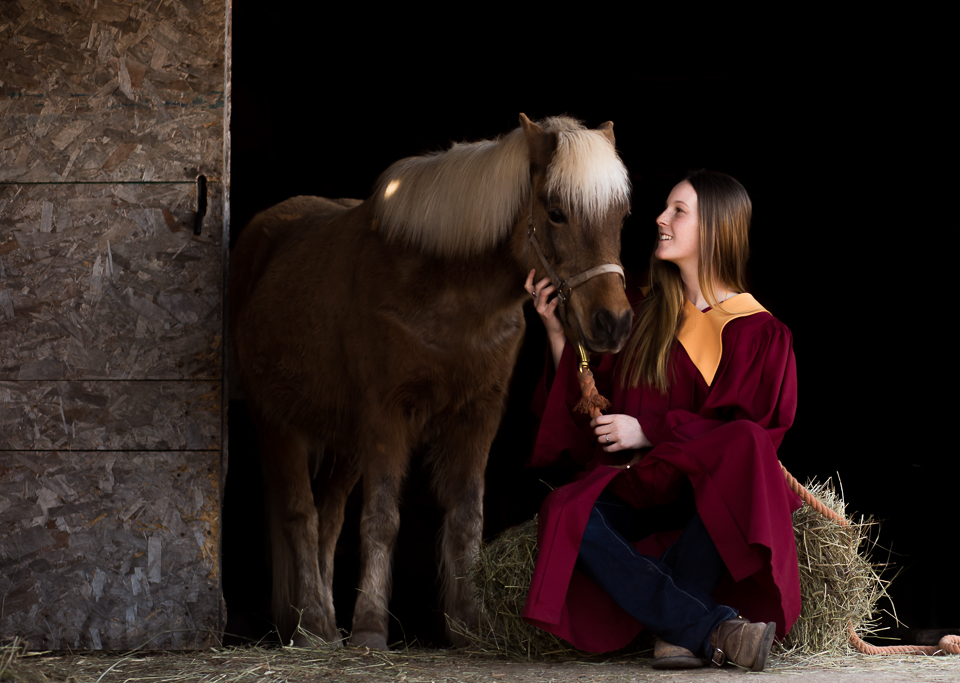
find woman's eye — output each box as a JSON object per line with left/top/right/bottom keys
{"left": 548, "top": 209, "right": 566, "bottom": 224}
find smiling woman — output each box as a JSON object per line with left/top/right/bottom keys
{"left": 522, "top": 170, "right": 799, "bottom": 672}
{"left": 624, "top": 170, "right": 752, "bottom": 392}
{"left": 654, "top": 180, "right": 700, "bottom": 272}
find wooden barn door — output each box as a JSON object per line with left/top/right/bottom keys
{"left": 0, "top": 1, "right": 229, "bottom": 650}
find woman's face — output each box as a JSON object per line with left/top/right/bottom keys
{"left": 655, "top": 180, "right": 699, "bottom": 270}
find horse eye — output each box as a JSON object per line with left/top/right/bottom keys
{"left": 547, "top": 208, "right": 567, "bottom": 224}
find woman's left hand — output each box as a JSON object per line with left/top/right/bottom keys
{"left": 590, "top": 414, "right": 652, "bottom": 452}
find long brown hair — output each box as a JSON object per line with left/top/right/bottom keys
{"left": 619, "top": 170, "right": 752, "bottom": 391}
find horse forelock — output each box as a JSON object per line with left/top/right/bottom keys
{"left": 371, "top": 128, "right": 530, "bottom": 257}
{"left": 545, "top": 128, "right": 631, "bottom": 223}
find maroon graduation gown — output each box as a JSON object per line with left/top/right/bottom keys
{"left": 521, "top": 293, "right": 801, "bottom": 653}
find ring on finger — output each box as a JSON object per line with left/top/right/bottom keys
{"left": 605, "top": 434, "right": 610, "bottom": 443}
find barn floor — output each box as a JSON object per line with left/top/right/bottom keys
{"left": 8, "top": 646, "right": 960, "bottom": 682}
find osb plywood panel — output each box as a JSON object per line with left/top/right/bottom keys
{"left": 0, "top": 449, "right": 221, "bottom": 650}
{"left": 0, "top": 0, "right": 225, "bottom": 183}
{"left": 0, "top": 380, "right": 220, "bottom": 451}
{"left": 0, "top": 0, "right": 228, "bottom": 651}
{"left": 0, "top": 182, "right": 223, "bottom": 381}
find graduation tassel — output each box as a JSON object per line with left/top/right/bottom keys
{"left": 572, "top": 341, "right": 610, "bottom": 418}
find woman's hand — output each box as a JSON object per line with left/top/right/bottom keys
{"left": 590, "top": 414, "right": 652, "bottom": 452}
{"left": 525, "top": 270, "right": 565, "bottom": 369}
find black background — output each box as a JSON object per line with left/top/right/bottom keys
{"left": 225, "top": 6, "right": 953, "bottom": 647}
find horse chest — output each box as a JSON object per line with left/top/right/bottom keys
{"left": 379, "top": 299, "right": 523, "bottom": 364}
{"left": 364, "top": 301, "right": 524, "bottom": 416}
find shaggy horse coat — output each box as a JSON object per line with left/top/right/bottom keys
{"left": 230, "top": 114, "right": 633, "bottom": 649}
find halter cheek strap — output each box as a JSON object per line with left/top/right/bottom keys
{"left": 526, "top": 214, "right": 626, "bottom": 312}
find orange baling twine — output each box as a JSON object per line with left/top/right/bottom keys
{"left": 572, "top": 349, "right": 960, "bottom": 656}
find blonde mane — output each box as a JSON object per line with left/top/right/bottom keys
{"left": 372, "top": 116, "right": 630, "bottom": 257}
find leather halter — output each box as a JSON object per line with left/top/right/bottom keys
{"left": 526, "top": 213, "right": 626, "bottom": 316}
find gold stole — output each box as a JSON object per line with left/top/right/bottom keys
{"left": 676, "top": 294, "right": 767, "bottom": 386}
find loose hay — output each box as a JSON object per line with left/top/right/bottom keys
{"left": 779, "top": 477, "right": 892, "bottom": 655}
{"left": 455, "top": 518, "right": 589, "bottom": 659}
{"left": 461, "top": 477, "right": 892, "bottom": 659}
{"left": 0, "top": 639, "right": 54, "bottom": 683}
{"left": 8, "top": 644, "right": 960, "bottom": 683}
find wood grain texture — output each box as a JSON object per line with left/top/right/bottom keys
{"left": 0, "top": 182, "right": 223, "bottom": 381}
{"left": 0, "top": 380, "right": 220, "bottom": 451}
{"left": 0, "top": 0, "right": 228, "bottom": 650}
{"left": 0, "top": 449, "right": 222, "bottom": 650}
{"left": 0, "top": 0, "right": 225, "bottom": 183}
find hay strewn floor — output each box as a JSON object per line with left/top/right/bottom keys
{"left": 5, "top": 644, "right": 960, "bottom": 683}
{"left": 3, "top": 478, "right": 952, "bottom": 681}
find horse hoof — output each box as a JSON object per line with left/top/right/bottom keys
{"left": 350, "top": 631, "right": 388, "bottom": 650}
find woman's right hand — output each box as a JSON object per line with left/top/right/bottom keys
{"left": 525, "top": 270, "right": 566, "bottom": 369}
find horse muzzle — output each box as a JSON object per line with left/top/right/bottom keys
{"left": 586, "top": 306, "right": 633, "bottom": 354}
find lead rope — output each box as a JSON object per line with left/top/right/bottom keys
{"left": 571, "top": 349, "right": 960, "bottom": 657}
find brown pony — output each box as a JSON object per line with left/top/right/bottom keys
{"left": 230, "top": 114, "right": 633, "bottom": 649}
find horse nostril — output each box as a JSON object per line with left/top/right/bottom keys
{"left": 592, "top": 308, "right": 633, "bottom": 345}
{"left": 593, "top": 308, "right": 614, "bottom": 340}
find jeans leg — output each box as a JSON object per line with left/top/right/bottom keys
{"left": 662, "top": 512, "right": 728, "bottom": 596}
{"left": 577, "top": 499, "right": 736, "bottom": 657}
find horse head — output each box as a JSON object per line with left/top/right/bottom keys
{"left": 516, "top": 113, "right": 634, "bottom": 355}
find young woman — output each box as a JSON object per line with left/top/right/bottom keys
{"left": 521, "top": 171, "right": 800, "bottom": 671}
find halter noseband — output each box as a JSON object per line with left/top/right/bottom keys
{"left": 526, "top": 213, "right": 626, "bottom": 316}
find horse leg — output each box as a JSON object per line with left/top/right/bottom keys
{"left": 427, "top": 409, "right": 497, "bottom": 645}
{"left": 312, "top": 451, "right": 360, "bottom": 647}
{"left": 350, "top": 444, "right": 408, "bottom": 650}
{"left": 260, "top": 426, "right": 337, "bottom": 645}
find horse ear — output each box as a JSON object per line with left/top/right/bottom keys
{"left": 519, "top": 113, "right": 554, "bottom": 169}
{"left": 518, "top": 112, "right": 539, "bottom": 133}
{"left": 596, "top": 120, "right": 616, "bottom": 146}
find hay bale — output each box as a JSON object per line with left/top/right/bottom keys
{"left": 779, "top": 478, "right": 891, "bottom": 654}
{"left": 455, "top": 519, "right": 586, "bottom": 658}
{"left": 462, "top": 477, "right": 891, "bottom": 658}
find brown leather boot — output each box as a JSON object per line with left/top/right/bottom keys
{"left": 652, "top": 638, "right": 704, "bottom": 669}
{"left": 708, "top": 618, "right": 776, "bottom": 671}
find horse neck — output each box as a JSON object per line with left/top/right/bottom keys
{"left": 440, "top": 237, "right": 530, "bottom": 314}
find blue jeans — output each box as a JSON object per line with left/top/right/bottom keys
{"left": 576, "top": 491, "right": 736, "bottom": 658}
